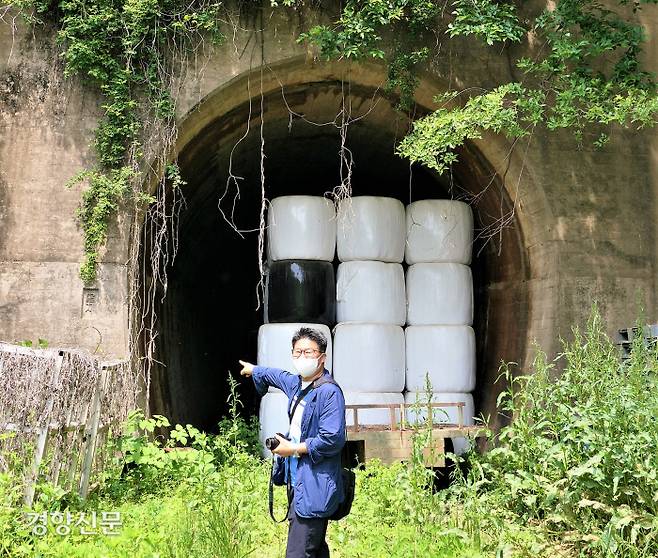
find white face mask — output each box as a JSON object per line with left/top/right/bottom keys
{"left": 293, "top": 356, "right": 320, "bottom": 378}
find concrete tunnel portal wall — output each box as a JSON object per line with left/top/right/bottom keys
{"left": 142, "top": 60, "right": 532, "bottom": 434}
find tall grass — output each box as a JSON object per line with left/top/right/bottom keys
{"left": 1, "top": 306, "right": 657, "bottom": 557}
{"left": 449, "top": 306, "right": 658, "bottom": 557}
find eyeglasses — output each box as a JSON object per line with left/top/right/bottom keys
{"left": 292, "top": 349, "right": 322, "bottom": 358}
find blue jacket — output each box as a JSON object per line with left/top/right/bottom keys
{"left": 253, "top": 366, "right": 346, "bottom": 518}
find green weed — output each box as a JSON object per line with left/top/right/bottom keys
{"left": 2, "top": 308, "right": 657, "bottom": 557}
{"left": 449, "top": 305, "right": 658, "bottom": 556}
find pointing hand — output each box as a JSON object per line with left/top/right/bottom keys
{"left": 238, "top": 360, "right": 254, "bottom": 377}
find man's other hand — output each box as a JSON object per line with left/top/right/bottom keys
{"left": 238, "top": 360, "right": 254, "bottom": 377}
{"left": 271, "top": 434, "right": 296, "bottom": 457}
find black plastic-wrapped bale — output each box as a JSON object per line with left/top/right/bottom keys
{"left": 265, "top": 260, "right": 336, "bottom": 326}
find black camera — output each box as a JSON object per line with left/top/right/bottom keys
{"left": 265, "top": 432, "right": 288, "bottom": 451}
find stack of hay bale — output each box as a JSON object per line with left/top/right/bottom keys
{"left": 333, "top": 197, "right": 407, "bottom": 428}
{"left": 258, "top": 196, "right": 336, "bottom": 456}
{"left": 404, "top": 200, "right": 475, "bottom": 454}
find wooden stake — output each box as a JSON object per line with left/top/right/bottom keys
{"left": 24, "top": 350, "right": 64, "bottom": 506}
{"left": 79, "top": 365, "right": 106, "bottom": 499}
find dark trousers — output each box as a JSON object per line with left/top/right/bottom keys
{"left": 285, "top": 506, "right": 329, "bottom": 558}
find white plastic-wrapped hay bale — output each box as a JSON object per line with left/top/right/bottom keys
{"left": 404, "top": 391, "right": 475, "bottom": 455}
{"left": 406, "top": 263, "right": 473, "bottom": 325}
{"left": 337, "top": 197, "right": 405, "bottom": 262}
{"left": 258, "top": 323, "right": 333, "bottom": 392}
{"left": 336, "top": 261, "right": 406, "bottom": 325}
{"left": 405, "top": 325, "right": 476, "bottom": 392}
{"left": 333, "top": 323, "right": 405, "bottom": 392}
{"left": 405, "top": 200, "right": 474, "bottom": 265}
{"left": 344, "top": 392, "right": 404, "bottom": 428}
{"left": 267, "top": 196, "right": 336, "bottom": 262}
{"left": 258, "top": 392, "right": 290, "bottom": 458}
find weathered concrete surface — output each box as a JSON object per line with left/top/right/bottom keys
{"left": 0, "top": 20, "right": 129, "bottom": 357}
{"left": 641, "top": 4, "right": 658, "bottom": 319}
{"left": 1, "top": 2, "right": 657, "bottom": 425}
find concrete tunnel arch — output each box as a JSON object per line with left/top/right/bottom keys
{"left": 139, "top": 57, "right": 537, "bottom": 434}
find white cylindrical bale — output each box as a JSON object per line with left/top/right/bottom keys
{"left": 405, "top": 325, "right": 476, "bottom": 392}
{"left": 404, "top": 391, "right": 475, "bottom": 455}
{"left": 405, "top": 200, "right": 474, "bottom": 265}
{"left": 336, "top": 261, "right": 406, "bottom": 325}
{"left": 258, "top": 392, "right": 290, "bottom": 458}
{"left": 333, "top": 323, "right": 405, "bottom": 392}
{"left": 344, "top": 392, "right": 404, "bottom": 427}
{"left": 258, "top": 323, "right": 333, "bottom": 392}
{"left": 406, "top": 263, "right": 473, "bottom": 325}
{"left": 267, "top": 196, "right": 336, "bottom": 262}
{"left": 337, "top": 197, "right": 405, "bottom": 262}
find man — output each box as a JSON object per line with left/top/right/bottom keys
{"left": 238, "top": 327, "right": 346, "bottom": 558}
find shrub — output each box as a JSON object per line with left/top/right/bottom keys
{"left": 451, "top": 306, "right": 658, "bottom": 556}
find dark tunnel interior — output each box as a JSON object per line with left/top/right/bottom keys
{"left": 145, "top": 82, "right": 528, "bottom": 433}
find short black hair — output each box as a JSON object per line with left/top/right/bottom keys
{"left": 291, "top": 327, "right": 328, "bottom": 353}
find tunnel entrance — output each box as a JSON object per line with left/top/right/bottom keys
{"left": 143, "top": 70, "right": 529, "bottom": 434}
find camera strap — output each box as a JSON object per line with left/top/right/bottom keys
{"left": 268, "top": 457, "right": 292, "bottom": 523}
{"left": 287, "top": 381, "right": 315, "bottom": 421}
{"left": 269, "top": 381, "right": 316, "bottom": 523}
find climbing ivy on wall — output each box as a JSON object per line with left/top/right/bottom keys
{"left": 8, "top": 0, "right": 227, "bottom": 282}
{"left": 3, "top": 0, "right": 658, "bottom": 281}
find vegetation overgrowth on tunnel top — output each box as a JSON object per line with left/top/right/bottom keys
{"left": 1, "top": 306, "right": 658, "bottom": 557}
{"left": 3, "top": 0, "right": 658, "bottom": 283}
